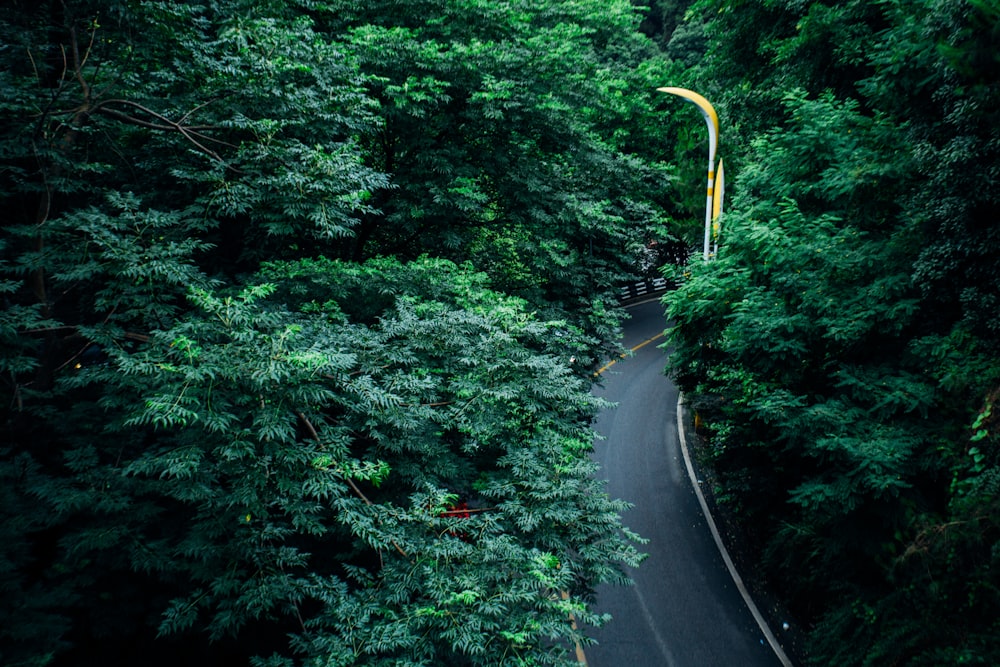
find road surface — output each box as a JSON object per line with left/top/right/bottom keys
{"left": 584, "top": 299, "right": 785, "bottom": 667}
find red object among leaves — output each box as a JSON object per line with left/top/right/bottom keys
{"left": 444, "top": 501, "right": 470, "bottom": 519}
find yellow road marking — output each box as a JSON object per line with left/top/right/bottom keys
{"left": 562, "top": 590, "right": 589, "bottom": 665}
{"left": 595, "top": 332, "right": 665, "bottom": 376}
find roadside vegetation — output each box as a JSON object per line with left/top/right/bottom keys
{"left": 0, "top": 1, "right": 688, "bottom": 665}
{"left": 664, "top": 1, "right": 1000, "bottom": 664}
{"left": 2, "top": 1, "right": 998, "bottom": 665}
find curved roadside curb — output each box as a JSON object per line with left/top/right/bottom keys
{"left": 676, "top": 393, "right": 796, "bottom": 667}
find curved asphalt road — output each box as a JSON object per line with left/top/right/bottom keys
{"left": 584, "top": 299, "right": 785, "bottom": 667}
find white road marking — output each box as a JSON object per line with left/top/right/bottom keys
{"left": 676, "top": 395, "right": 795, "bottom": 667}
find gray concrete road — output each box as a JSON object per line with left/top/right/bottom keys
{"left": 584, "top": 299, "right": 785, "bottom": 667}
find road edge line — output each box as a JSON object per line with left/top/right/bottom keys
{"left": 676, "top": 393, "right": 795, "bottom": 667}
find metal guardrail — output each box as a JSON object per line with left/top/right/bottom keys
{"left": 619, "top": 277, "right": 670, "bottom": 303}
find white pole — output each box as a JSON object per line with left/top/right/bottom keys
{"left": 657, "top": 87, "right": 720, "bottom": 260}
{"left": 712, "top": 159, "right": 725, "bottom": 257}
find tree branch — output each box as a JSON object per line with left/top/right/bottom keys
{"left": 93, "top": 101, "right": 229, "bottom": 164}
{"left": 68, "top": 25, "right": 91, "bottom": 103}
{"left": 296, "top": 410, "right": 410, "bottom": 559}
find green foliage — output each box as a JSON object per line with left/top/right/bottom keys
{"left": 0, "top": 0, "right": 662, "bottom": 664}
{"left": 4, "top": 250, "right": 644, "bottom": 665}
{"left": 327, "top": 0, "right": 674, "bottom": 358}
{"left": 667, "top": 0, "right": 1000, "bottom": 663}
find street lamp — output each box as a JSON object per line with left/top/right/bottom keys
{"left": 712, "top": 158, "right": 724, "bottom": 258}
{"left": 657, "top": 87, "right": 723, "bottom": 260}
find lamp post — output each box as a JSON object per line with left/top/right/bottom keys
{"left": 712, "top": 158, "right": 724, "bottom": 258}
{"left": 657, "top": 87, "right": 723, "bottom": 260}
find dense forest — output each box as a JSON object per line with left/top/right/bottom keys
{"left": 663, "top": 0, "right": 1000, "bottom": 665}
{"left": 1, "top": 0, "right": 998, "bottom": 665}
{"left": 0, "top": 1, "right": 680, "bottom": 665}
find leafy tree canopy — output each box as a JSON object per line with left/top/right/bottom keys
{"left": 0, "top": 0, "right": 663, "bottom": 664}
{"left": 666, "top": 0, "right": 1000, "bottom": 663}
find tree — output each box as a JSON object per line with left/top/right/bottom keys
{"left": 52, "top": 256, "right": 640, "bottom": 666}
{"left": 665, "top": 0, "right": 1000, "bottom": 663}
{"left": 1, "top": 1, "right": 654, "bottom": 664}
{"left": 326, "top": 0, "right": 676, "bottom": 365}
